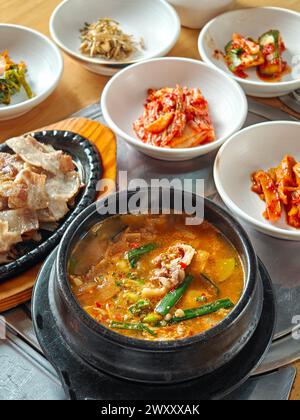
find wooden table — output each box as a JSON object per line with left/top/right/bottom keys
{"left": 0, "top": 0, "right": 299, "bottom": 400}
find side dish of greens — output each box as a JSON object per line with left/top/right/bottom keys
{"left": 0, "top": 51, "right": 34, "bottom": 106}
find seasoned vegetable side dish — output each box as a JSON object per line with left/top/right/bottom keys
{"left": 224, "top": 30, "right": 289, "bottom": 81}
{"left": 258, "top": 30, "right": 288, "bottom": 80}
{"left": 69, "top": 214, "right": 244, "bottom": 341}
{"left": 80, "top": 18, "right": 144, "bottom": 61}
{"left": 0, "top": 136, "right": 82, "bottom": 264}
{"left": 252, "top": 155, "right": 300, "bottom": 228}
{"left": 133, "top": 86, "right": 215, "bottom": 148}
{"left": 0, "top": 51, "right": 34, "bottom": 105}
{"left": 224, "top": 34, "right": 264, "bottom": 79}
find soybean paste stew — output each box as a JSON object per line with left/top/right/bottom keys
{"left": 69, "top": 215, "right": 244, "bottom": 341}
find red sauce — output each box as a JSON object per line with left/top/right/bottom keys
{"left": 233, "top": 69, "right": 249, "bottom": 79}
{"left": 256, "top": 62, "right": 291, "bottom": 83}
{"left": 220, "top": 32, "right": 290, "bottom": 83}
{"left": 213, "top": 49, "right": 224, "bottom": 60}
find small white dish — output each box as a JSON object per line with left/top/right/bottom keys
{"left": 0, "top": 24, "right": 63, "bottom": 121}
{"left": 50, "top": 0, "right": 181, "bottom": 76}
{"left": 214, "top": 121, "right": 300, "bottom": 241}
{"left": 199, "top": 7, "right": 300, "bottom": 98}
{"left": 167, "top": 0, "right": 234, "bottom": 30}
{"left": 101, "top": 57, "right": 248, "bottom": 161}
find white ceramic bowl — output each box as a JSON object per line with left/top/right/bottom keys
{"left": 167, "top": 0, "right": 234, "bottom": 29}
{"left": 214, "top": 121, "right": 300, "bottom": 241}
{"left": 0, "top": 24, "right": 63, "bottom": 121}
{"left": 50, "top": 0, "right": 180, "bottom": 76}
{"left": 101, "top": 57, "right": 248, "bottom": 161}
{"left": 199, "top": 7, "right": 300, "bottom": 98}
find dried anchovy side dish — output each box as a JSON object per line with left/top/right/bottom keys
{"left": 252, "top": 155, "right": 300, "bottom": 228}
{"left": 79, "top": 18, "right": 144, "bottom": 61}
{"left": 0, "top": 135, "right": 83, "bottom": 264}
{"left": 133, "top": 86, "right": 215, "bottom": 148}
{"left": 224, "top": 30, "right": 290, "bottom": 82}
{"left": 69, "top": 214, "right": 243, "bottom": 341}
{"left": 0, "top": 51, "right": 34, "bottom": 105}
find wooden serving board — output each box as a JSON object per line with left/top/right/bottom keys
{"left": 0, "top": 117, "right": 117, "bottom": 312}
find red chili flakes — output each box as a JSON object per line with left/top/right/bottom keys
{"left": 130, "top": 243, "right": 140, "bottom": 249}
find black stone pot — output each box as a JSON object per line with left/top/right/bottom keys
{"left": 50, "top": 189, "right": 264, "bottom": 385}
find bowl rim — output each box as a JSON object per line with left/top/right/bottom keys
{"left": 56, "top": 190, "right": 259, "bottom": 351}
{"left": 0, "top": 24, "right": 64, "bottom": 113}
{"left": 198, "top": 6, "right": 300, "bottom": 89}
{"left": 101, "top": 57, "right": 248, "bottom": 156}
{"left": 49, "top": 0, "right": 181, "bottom": 66}
{"left": 214, "top": 120, "right": 300, "bottom": 240}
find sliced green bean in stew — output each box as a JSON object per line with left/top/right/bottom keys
{"left": 127, "top": 244, "right": 157, "bottom": 268}
{"left": 155, "top": 275, "right": 194, "bottom": 316}
{"left": 111, "top": 322, "right": 157, "bottom": 337}
{"left": 166, "top": 299, "right": 234, "bottom": 325}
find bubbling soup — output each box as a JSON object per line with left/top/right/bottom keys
{"left": 69, "top": 214, "right": 244, "bottom": 341}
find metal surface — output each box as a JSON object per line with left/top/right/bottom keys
{"left": 4, "top": 307, "right": 41, "bottom": 353}
{"left": 0, "top": 98, "right": 299, "bottom": 399}
{"left": 256, "top": 335, "right": 300, "bottom": 375}
{"left": 225, "top": 367, "right": 296, "bottom": 401}
{"left": 0, "top": 328, "right": 65, "bottom": 400}
{"left": 280, "top": 89, "right": 300, "bottom": 114}
{"left": 248, "top": 97, "right": 299, "bottom": 121}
